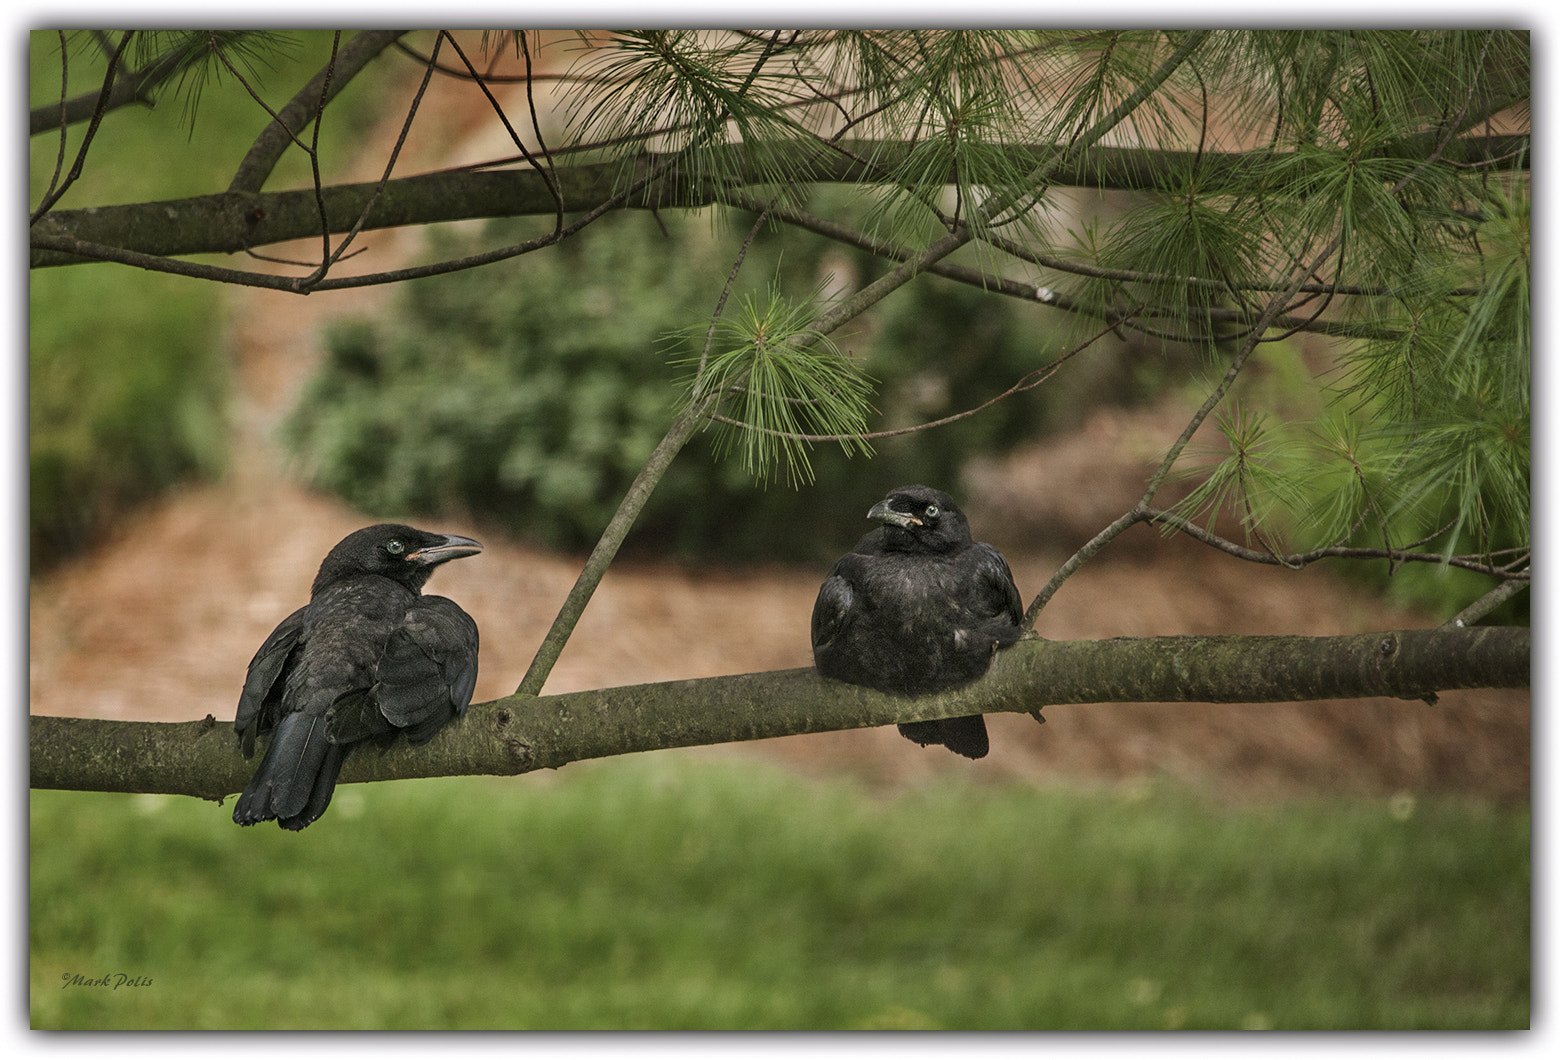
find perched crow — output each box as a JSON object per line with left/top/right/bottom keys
{"left": 233, "top": 524, "right": 482, "bottom": 829}
{"left": 811, "top": 485, "right": 1023, "bottom": 759}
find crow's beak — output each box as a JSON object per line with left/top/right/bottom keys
{"left": 409, "top": 533, "right": 483, "bottom": 565}
{"left": 867, "top": 499, "right": 921, "bottom": 529}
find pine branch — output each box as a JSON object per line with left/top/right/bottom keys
{"left": 724, "top": 188, "right": 1410, "bottom": 343}
{"left": 226, "top": 29, "right": 408, "bottom": 194}
{"left": 1022, "top": 58, "right": 1520, "bottom": 628}
{"left": 31, "top": 134, "right": 1527, "bottom": 271}
{"left": 30, "top": 627, "right": 1530, "bottom": 802}
{"left": 1137, "top": 507, "right": 1529, "bottom": 578}
{"left": 513, "top": 38, "right": 792, "bottom": 696}
{"left": 29, "top": 31, "right": 134, "bottom": 225}
{"left": 513, "top": 393, "right": 716, "bottom": 697}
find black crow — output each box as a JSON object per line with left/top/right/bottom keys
{"left": 233, "top": 523, "right": 482, "bottom": 829}
{"left": 811, "top": 485, "right": 1023, "bottom": 759}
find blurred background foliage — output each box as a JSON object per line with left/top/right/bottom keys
{"left": 281, "top": 189, "right": 1523, "bottom": 618}
{"left": 28, "top": 265, "right": 226, "bottom": 566}
{"left": 283, "top": 202, "right": 1134, "bottom": 562}
{"left": 27, "top": 32, "right": 392, "bottom": 569}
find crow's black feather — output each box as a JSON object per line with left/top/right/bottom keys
{"left": 811, "top": 486, "right": 1023, "bottom": 759}
{"left": 232, "top": 524, "right": 481, "bottom": 829}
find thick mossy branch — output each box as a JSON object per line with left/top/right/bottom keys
{"left": 30, "top": 135, "right": 1525, "bottom": 269}
{"left": 29, "top": 627, "right": 1528, "bottom": 803}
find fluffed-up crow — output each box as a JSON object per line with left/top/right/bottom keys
{"left": 811, "top": 485, "right": 1023, "bottom": 759}
{"left": 233, "top": 523, "right": 482, "bottom": 829}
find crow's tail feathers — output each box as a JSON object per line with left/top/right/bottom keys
{"left": 233, "top": 713, "right": 350, "bottom": 830}
{"left": 898, "top": 714, "right": 990, "bottom": 759}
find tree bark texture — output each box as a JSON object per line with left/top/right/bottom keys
{"left": 29, "top": 627, "right": 1529, "bottom": 803}
{"left": 30, "top": 136, "right": 1526, "bottom": 269}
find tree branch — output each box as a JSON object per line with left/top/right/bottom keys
{"left": 33, "top": 135, "right": 1527, "bottom": 270}
{"left": 30, "top": 31, "right": 134, "bottom": 225}
{"left": 28, "top": 44, "right": 166, "bottom": 135}
{"left": 1137, "top": 506, "right": 1530, "bottom": 579}
{"left": 514, "top": 393, "right": 717, "bottom": 696}
{"left": 512, "top": 34, "right": 791, "bottom": 697}
{"left": 226, "top": 29, "right": 408, "bottom": 194}
{"left": 29, "top": 627, "right": 1530, "bottom": 802}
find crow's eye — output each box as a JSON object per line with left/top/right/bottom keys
{"left": 385, "top": 539, "right": 406, "bottom": 556}
{"left": 924, "top": 504, "right": 940, "bottom": 519}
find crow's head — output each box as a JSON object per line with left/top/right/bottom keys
{"left": 867, "top": 485, "right": 972, "bottom": 553}
{"left": 313, "top": 523, "right": 483, "bottom": 594}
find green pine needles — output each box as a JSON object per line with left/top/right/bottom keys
{"left": 510, "top": 30, "right": 1533, "bottom": 586}
{"left": 559, "top": 29, "right": 1530, "bottom": 580}
{"left": 684, "top": 283, "right": 875, "bottom": 487}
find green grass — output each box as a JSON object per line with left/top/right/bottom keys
{"left": 29, "top": 755, "right": 1529, "bottom": 1029}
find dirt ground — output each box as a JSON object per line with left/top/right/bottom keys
{"left": 26, "top": 54, "right": 1530, "bottom": 805}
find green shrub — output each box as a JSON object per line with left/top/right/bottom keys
{"left": 28, "top": 268, "right": 227, "bottom": 565}
{"left": 285, "top": 205, "right": 1078, "bottom": 560}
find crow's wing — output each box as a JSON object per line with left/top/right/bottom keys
{"left": 234, "top": 605, "right": 308, "bottom": 758}
{"left": 810, "top": 561, "right": 858, "bottom": 652}
{"left": 351, "top": 595, "right": 480, "bottom": 747}
{"left": 970, "top": 542, "right": 1023, "bottom": 628}
{"left": 319, "top": 687, "right": 388, "bottom": 745}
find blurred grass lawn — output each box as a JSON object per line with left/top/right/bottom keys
{"left": 30, "top": 754, "right": 1528, "bottom": 1030}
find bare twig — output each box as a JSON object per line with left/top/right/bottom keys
{"left": 213, "top": 30, "right": 340, "bottom": 286}
{"left": 516, "top": 31, "right": 563, "bottom": 221}
{"left": 1139, "top": 507, "right": 1529, "bottom": 579}
{"left": 30, "top": 30, "right": 134, "bottom": 224}
{"left": 226, "top": 29, "right": 407, "bottom": 195}
{"left": 515, "top": 31, "right": 792, "bottom": 698}
{"left": 294, "top": 32, "right": 441, "bottom": 290}
{"left": 1441, "top": 574, "right": 1530, "bottom": 628}
{"left": 38, "top": 31, "right": 72, "bottom": 208}
{"left": 1025, "top": 232, "right": 1348, "bottom": 627}
{"left": 443, "top": 31, "right": 562, "bottom": 226}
